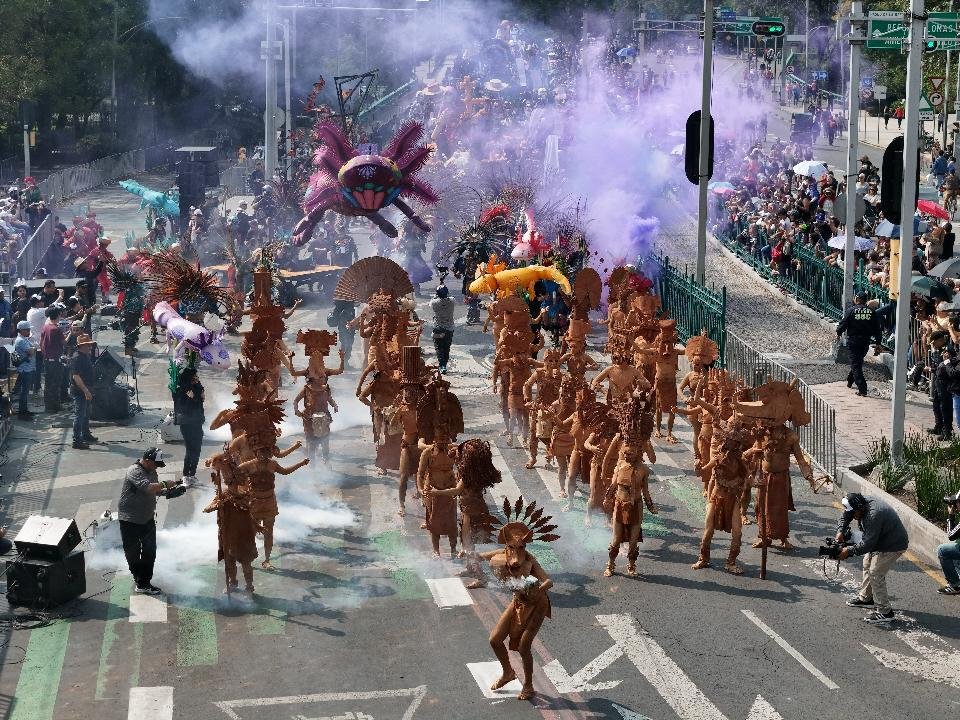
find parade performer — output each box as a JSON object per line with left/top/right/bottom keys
{"left": 205, "top": 445, "right": 259, "bottom": 594}
{"left": 293, "top": 377, "right": 336, "bottom": 464}
{"left": 423, "top": 438, "right": 501, "bottom": 588}
{"left": 603, "top": 398, "right": 658, "bottom": 577}
{"left": 481, "top": 496, "right": 558, "bottom": 701}
{"left": 738, "top": 380, "right": 817, "bottom": 551}
{"left": 523, "top": 348, "right": 563, "bottom": 469}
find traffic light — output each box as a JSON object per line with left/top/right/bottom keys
{"left": 925, "top": 39, "right": 939, "bottom": 52}
{"left": 752, "top": 21, "right": 785, "bottom": 37}
{"left": 684, "top": 111, "right": 714, "bottom": 186}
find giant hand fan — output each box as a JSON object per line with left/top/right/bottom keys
{"left": 333, "top": 256, "right": 414, "bottom": 302}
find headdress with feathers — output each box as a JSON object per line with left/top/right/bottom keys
{"left": 491, "top": 496, "right": 560, "bottom": 545}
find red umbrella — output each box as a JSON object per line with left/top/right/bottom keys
{"left": 918, "top": 199, "right": 950, "bottom": 220}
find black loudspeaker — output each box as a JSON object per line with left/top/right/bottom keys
{"left": 91, "top": 383, "right": 131, "bottom": 421}
{"left": 94, "top": 349, "right": 125, "bottom": 385}
{"left": 203, "top": 162, "right": 220, "bottom": 187}
{"left": 6, "top": 551, "right": 86, "bottom": 609}
{"left": 13, "top": 515, "right": 81, "bottom": 561}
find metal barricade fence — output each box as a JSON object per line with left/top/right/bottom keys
{"left": 36, "top": 147, "right": 167, "bottom": 206}
{"left": 651, "top": 254, "right": 727, "bottom": 362}
{"left": 0, "top": 156, "right": 18, "bottom": 184}
{"left": 14, "top": 215, "right": 54, "bottom": 282}
{"left": 220, "top": 165, "right": 251, "bottom": 197}
{"left": 724, "top": 330, "right": 837, "bottom": 480}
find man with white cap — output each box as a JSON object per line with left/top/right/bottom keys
{"left": 12, "top": 320, "right": 36, "bottom": 419}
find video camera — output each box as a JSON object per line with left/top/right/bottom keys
{"left": 818, "top": 527, "right": 853, "bottom": 560}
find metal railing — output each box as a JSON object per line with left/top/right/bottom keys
{"left": 713, "top": 215, "right": 889, "bottom": 320}
{"left": 651, "top": 254, "right": 727, "bottom": 363}
{"left": 14, "top": 215, "right": 54, "bottom": 282}
{"left": 724, "top": 330, "right": 838, "bottom": 480}
{"left": 36, "top": 146, "right": 167, "bottom": 206}
{"left": 0, "top": 155, "right": 18, "bottom": 184}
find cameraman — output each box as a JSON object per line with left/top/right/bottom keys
{"left": 836, "top": 492, "right": 909, "bottom": 624}
{"left": 118, "top": 448, "right": 183, "bottom": 595}
{"left": 936, "top": 491, "right": 960, "bottom": 595}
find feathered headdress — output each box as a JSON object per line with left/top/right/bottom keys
{"left": 147, "top": 251, "right": 228, "bottom": 315}
{"left": 491, "top": 496, "right": 560, "bottom": 545}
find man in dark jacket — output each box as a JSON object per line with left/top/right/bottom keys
{"left": 837, "top": 292, "right": 883, "bottom": 396}
{"left": 928, "top": 334, "right": 955, "bottom": 439}
{"left": 837, "top": 493, "right": 909, "bottom": 624}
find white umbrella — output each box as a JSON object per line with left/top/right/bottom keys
{"left": 827, "top": 236, "right": 875, "bottom": 251}
{"left": 874, "top": 219, "right": 896, "bottom": 237}
{"left": 670, "top": 143, "right": 685, "bottom": 156}
{"left": 793, "top": 160, "right": 829, "bottom": 178}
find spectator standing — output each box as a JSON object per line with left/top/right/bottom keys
{"left": 837, "top": 493, "right": 909, "bottom": 624}
{"left": 12, "top": 320, "right": 35, "bottom": 419}
{"left": 894, "top": 105, "right": 905, "bottom": 129}
{"left": 69, "top": 333, "right": 96, "bottom": 449}
{"left": 883, "top": 106, "right": 891, "bottom": 128}
{"left": 39, "top": 305, "right": 66, "bottom": 413}
{"left": 40, "top": 279, "right": 61, "bottom": 308}
{"left": 329, "top": 300, "right": 356, "bottom": 369}
{"left": 944, "top": 222, "right": 956, "bottom": 260}
{"left": 430, "top": 285, "right": 455, "bottom": 373}
{"left": 0, "top": 288, "right": 10, "bottom": 337}
{"left": 118, "top": 448, "right": 181, "bottom": 595}
{"left": 173, "top": 368, "right": 205, "bottom": 484}
{"left": 26, "top": 295, "right": 45, "bottom": 394}
{"left": 936, "top": 491, "right": 960, "bottom": 595}
{"left": 9, "top": 284, "right": 29, "bottom": 336}
{"left": 933, "top": 151, "right": 948, "bottom": 189}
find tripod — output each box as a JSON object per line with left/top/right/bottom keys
{"left": 130, "top": 355, "right": 143, "bottom": 414}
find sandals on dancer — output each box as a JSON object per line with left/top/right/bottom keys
{"left": 517, "top": 687, "right": 535, "bottom": 701}
{"left": 691, "top": 558, "right": 710, "bottom": 570}
{"left": 261, "top": 560, "right": 275, "bottom": 570}
{"left": 490, "top": 670, "right": 517, "bottom": 691}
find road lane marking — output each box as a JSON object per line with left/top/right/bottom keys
{"left": 96, "top": 575, "right": 143, "bottom": 700}
{"left": 597, "top": 613, "right": 726, "bottom": 720}
{"left": 214, "top": 686, "right": 428, "bottom": 720}
{"left": 542, "top": 643, "right": 623, "bottom": 693}
{"left": 741, "top": 609, "right": 840, "bottom": 690}
{"left": 128, "top": 686, "right": 173, "bottom": 720}
{"left": 488, "top": 445, "right": 524, "bottom": 505}
{"left": 176, "top": 566, "right": 218, "bottom": 667}
{"left": 466, "top": 661, "right": 524, "bottom": 699}
{"left": 128, "top": 594, "right": 168, "bottom": 623}
{"left": 10, "top": 620, "right": 71, "bottom": 720}
{"left": 534, "top": 466, "right": 563, "bottom": 501}
{"left": 863, "top": 616, "right": 960, "bottom": 689}
{"left": 746, "top": 695, "right": 785, "bottom": 720}
{"left": 425, "top": 577, "right": 474, "bottom": 608}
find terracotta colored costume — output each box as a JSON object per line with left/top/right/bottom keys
{"left": 655, "top": 379, "right": 678, "bottom": 412}
{"left": 422, "top": 446, "right": 457, "bottom": 537}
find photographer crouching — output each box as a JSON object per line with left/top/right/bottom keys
{"left": 833, "top": 492, "right": 909, "bottom": 625}
{"left": 936, "top": 491, "right": 960, "bottom": 595}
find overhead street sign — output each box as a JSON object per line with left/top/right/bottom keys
{"left": 867, "top": 11, "right": 960, "bottom": 50}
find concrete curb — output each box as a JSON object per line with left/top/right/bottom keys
{"left": 835, "top": 465, "right": 946, "bottom": 570}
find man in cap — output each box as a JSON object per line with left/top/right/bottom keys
{"left": 69, "top": 333, "right": 96, "bottom": 449}
{"left": 836, "top": 492, "right": 909, "bottom": 624}
{"left": 12, "top": 320, "right": 36, "bottom": 419}
{"left": 118, "top": 448, "right": 182, "bottom": 595}
{"left": 837, "top": 292, "right": 883, "bottom": 396}
{"left": 234, "top": 200, "right": 251, "bottom": 241}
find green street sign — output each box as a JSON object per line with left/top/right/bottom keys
{"left": 716, "top": 16, "right": 783, "bottom": 36}
{"left": 867, "top": 11, "right": 960, "bottom": 50}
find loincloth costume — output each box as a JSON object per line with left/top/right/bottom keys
{"left": 655, "top": 379, "right": 678, "bottom": 410}
{"left": 756, "top": 471, "right": 795, "bottom": 541}
{"left": 505, "top": 588, "right": 551, "bottom": 651}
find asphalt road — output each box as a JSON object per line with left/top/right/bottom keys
{"left": 0, "top": 283, "right": 955, "bottom": 720}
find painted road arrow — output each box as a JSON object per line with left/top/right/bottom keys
{"left": 597, "top": 614, "right": 788, "bottom": 720}
{"left": 611, "top": 702, "right": 653, "bottom": 719}
{"left": 864, "top": 619, "right": 960, "bottom": 689}
{"left": 612, "top": 696, "right": 783, "bottom": 720}
{"left": 542, "top": 643, "right": 624, "bottom": 693}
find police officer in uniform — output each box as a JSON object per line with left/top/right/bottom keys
{"left": 837, "top": 292, "right": 883, "bottom": 396}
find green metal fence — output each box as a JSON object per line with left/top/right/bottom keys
{"left": 714, "top": 217, "right": 889, "bottom": 320}
{"left": 651, "top": 254, "right": 727, "bottom": 365}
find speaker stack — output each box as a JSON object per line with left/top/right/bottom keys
{"left": 175, "top": 146, "right": 219, "bottom": 217}
{"left": 91, "top": 349, "right": 131, "bottom": 421}
{"left": 7, "top": 516, "right": 86, "bottom": 609}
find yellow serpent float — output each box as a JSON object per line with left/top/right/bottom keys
{"left": 468, "top": 264, "right": 571, "bottom": 297}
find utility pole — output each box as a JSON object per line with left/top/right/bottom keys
{"left": 805, "top": 0, "right": 810, "bottom": 76}
{"left": 943, "top": 0, "right": 955, "bottom": 153}
{"left": 112, "top": 0, "right": 118, "bottom": 131}
{"left": 891, "top": 0, "right": 925, "bottom": 462}
{"left": 283, "top": 18, "right": 293, "bottom": 181}
{"left": 696, "top": 0, "right": 714, "bottom": 284}
{"left": 842, "top": 1, "right": 865, "bottom": 313}
{"left": 263, "top": 9, "right": 279, "bottom": 180}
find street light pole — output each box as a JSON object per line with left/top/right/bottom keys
{"left": 696, "top": 0, "right": 714, "bottom": 284}
{"left": 283, "top": 18, "right": 293, "bottom": 181}
{"left": 264, "top": 9, "right": 279, "bottom": 180}
{"left": 112, "top": 0, "right": 118, "bottom": 129}
{"left": 805, "top": 0, "right": 810, "bottom": 76}
{"left": 842, "top": 2, "right": 865, "bottom": 313}
{"left": 891, "top": 0, "right": 925, "bottom": 462}
{"left": 943, "top": 0, "right": 956, "bottom": 153}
